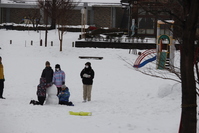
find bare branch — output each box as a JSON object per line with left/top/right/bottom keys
{"left": 134, "top": 68, "right": 181, "bottom": 83}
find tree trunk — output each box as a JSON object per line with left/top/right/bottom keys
{"left": 180, "top": 0, "right": 199, "bottom": 132}
{"left": 50, "top": 0, "right": 56, "bottom": 29}
{"left": 45, "top": 28, "right": 48, "bottom": 47}
{"left": 60, "top": 38, "right": 62, "bottom": 51}
{"left": 180, "top": 32, "right": 197, "bottom": 133}
{"left": 58, "top": 29, "right": 64, "bottom": 52}
{"left": 51, "top": 18, "right": 56, "bottom": 29}
{"left": 45, "top": 11, "right": 48, "bottom": 47}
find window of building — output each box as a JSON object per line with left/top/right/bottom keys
{"left": 160, "top": 24, "right": 171, "bottom": 35}
{"left": 138, "top": 17, "right": 155, "bottom": 34}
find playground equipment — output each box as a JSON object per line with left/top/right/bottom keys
{"left": 156, "top": 20, "right": 175, "bottom": 69}
{"left": 133, "top": 20, "right": 175, "bottom": 69}
{"left": 133, "top": 49, "right": 156, "bottom": 68}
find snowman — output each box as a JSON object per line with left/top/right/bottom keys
{"left": 45, "top": 84, "right": 58, "bottom": 105}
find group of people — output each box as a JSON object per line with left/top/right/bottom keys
{"left": 30, "top": 61, "right": 95, "bottom": 106}
{"left": 0, "top": 57, "right": 95, "bottom": 105}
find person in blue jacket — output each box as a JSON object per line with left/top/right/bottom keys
{"left": 58, "top": 85, "right": 74, "bottom": 106}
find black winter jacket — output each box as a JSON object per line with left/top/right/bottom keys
{"left": 80, "top": 67, "right": 94, "bottom": 85}
{"left": 41, "top": 67, "right": 54, "bottom": 83}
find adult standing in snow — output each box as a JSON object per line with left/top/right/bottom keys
{"left": 53, "top": 64, "right": 65, "bottom": 96}
{"left": 80, "top": 62, "right": 95, "bottom": 102}
{"left": 30, "top": 77, "right": 52, "bottom": 105}
{"left": 0, "top": 56, "right": 5, "bottom": 99}
{"left": 41, "top": 61, "right": 54, "bottom": 83}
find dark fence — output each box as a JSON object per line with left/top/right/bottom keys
{"left": 75, "top": 41, "right": 180, "bottom": 50}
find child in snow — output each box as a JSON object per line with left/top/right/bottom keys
{"left": 80, "top": 62, "right": 95, "bottom": 102}
{"left": 53, "top": 64, "right": 65, "bottom": 96}
{"left": 58, "top": 85, "right": 74, "bottom": 106}
{"left": 30, "top": 77, "right": 52, "bottom": 105}
{"left": 41, "top": 61, "right": 54, "bottom": 83}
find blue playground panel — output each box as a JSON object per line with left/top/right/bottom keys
{"left": 134, "top": 56, "right": 156, "bottom": 68}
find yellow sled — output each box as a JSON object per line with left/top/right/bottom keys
{"left": 69, "top": 111, "right": 92, "bottom": 116}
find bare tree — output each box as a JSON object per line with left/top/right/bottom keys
{"left": 56, "top": 0, "right": 78, "bottom": 51}
{"left": 38, "top": 0, "right": 79, "bottom": 49}
{"left": 38, "top": 0, "right": 56, "bottom": 29}
{"left": 38, "top": 0, "right": 51, "bottom": 47}
{"left": 28, "top": 9, "right": 41, "bottom": 31}
{"left": 38, "top": 0, "right": 78, "bottom": 29}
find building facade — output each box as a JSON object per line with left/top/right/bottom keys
{"left": 0, "top": 2, "right": 124, "bottom": 29}
{"left": 1, "top": 0, "right": 197, "bottom": 39}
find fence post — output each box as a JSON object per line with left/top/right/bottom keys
{"left": 40, "top": 39, "right": 42, "bottom": 46}
{"left": 51, "top": 41, "right": 53, "bottom": 46}
{"left": 31, "top": 40, "right": 33, "bottom": 46}
{"left": 10, "top": 40, "right": 12, "bottom": 44}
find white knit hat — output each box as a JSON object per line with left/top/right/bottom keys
{"left": 61, "top": 84, "right": 67, "bottom": 89}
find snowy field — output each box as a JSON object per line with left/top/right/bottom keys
{"left": 0, "top": 28, "right": 197, "bottom": 133}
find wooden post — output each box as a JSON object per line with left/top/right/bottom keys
{"left": 51, "top": 41, "right": 53, "bottom": 46}
{"left": 72, "top": 42, "right": 74, "bottom": 47}
{"left": 40, "top": 39, "right": 42, "bottom": 46}
{"left": 10, "top": 40, "right": 12, "bottom": 44}
{"left": 31, "top": 40, "right": 33, "bottom": 46}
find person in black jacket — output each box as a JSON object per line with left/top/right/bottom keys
{"left": 41, "top": 61, "right": 54, "bottom": 83}
{"left": 80, "top": 62, "right": 95, "bottom": 102}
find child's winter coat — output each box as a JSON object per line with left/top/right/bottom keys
{"left": 53, "top": 70, "right": 65, "bottom": 87}
{"left": 37, "top": 77, "right": 52, "bottom": 97}
{"left": 80, "top": 65, "right": 94, "bottom": 85}
{"left": 58, "top": 88, "right": 70, "bottom": 102}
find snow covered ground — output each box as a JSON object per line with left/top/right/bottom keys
{"left": 0, "top": 28, "right": 196, "bottom": 133}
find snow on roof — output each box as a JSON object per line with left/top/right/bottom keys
{"left": 1, "top": 0, "right": 121, "bottom": 4}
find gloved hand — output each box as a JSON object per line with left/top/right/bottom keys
{"left": 62, "top": 81, "right": 65, "bottom": 85}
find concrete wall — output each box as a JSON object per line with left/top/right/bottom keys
{"left": 1, "top": 8, "right": 40, "bottom": 23}
{"left": 0, "top": 4, "right": 124, "bottom": 28}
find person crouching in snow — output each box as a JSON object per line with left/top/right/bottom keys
{"left": 58, "top": 85, "right": 74, "bottom": 106}
{"left": 30, "top": 77, "right": 52, "bottom": 105}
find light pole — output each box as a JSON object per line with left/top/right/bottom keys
{"left": 81, "top": 7, "right": 86, "bottom": 39}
